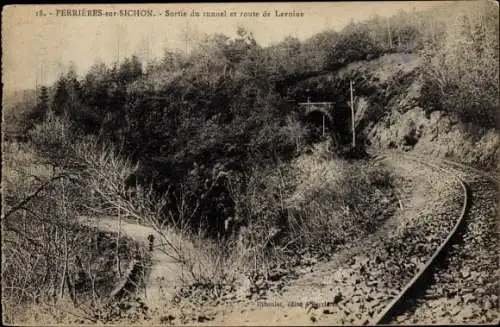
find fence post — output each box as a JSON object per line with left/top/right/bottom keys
{"left": 350, "top": 80, "right": 355, "bottom": 147}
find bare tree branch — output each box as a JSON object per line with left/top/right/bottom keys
{"left": 2, "top": 173, "right": 68, "bottom": 220}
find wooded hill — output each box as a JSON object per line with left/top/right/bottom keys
{"left": 11, "top": 1, "right": 499, "bottom": 237}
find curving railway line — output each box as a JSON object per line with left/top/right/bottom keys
{"left": 78, "top": 151, "right": 498, "bottom": 325}
{"left": 208, "top": 150, "right": 498, "bottom": 326}
{"left": 369, "top": 151, "right": 499, "bottom": 325}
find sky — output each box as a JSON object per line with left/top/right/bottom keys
{"left": 2, "top": 2, "right": 446, "bottom": 92}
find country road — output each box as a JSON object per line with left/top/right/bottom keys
{"left": 77, "top": 215, "right": 192, "bottom": 310}
{"left": 77, "top": 152, "right": 498, "bottom": 325}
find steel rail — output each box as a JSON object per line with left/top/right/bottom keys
{"left": 370, "top": 151, "right": 469, "bottom": 325}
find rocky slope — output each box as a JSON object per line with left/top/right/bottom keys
{"left": 291, "top": 52, "right": 500, "bottom": 170}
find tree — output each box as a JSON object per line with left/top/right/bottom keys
{"left": 422, "top": 3, "right": 499, "bottom": 127}
{"left": 119, "top": 55, "right": 143, "bottom": 82}
{"left": 302, "top": 30, "right": 338, "bottom": 71}
{"left": 225, "top": 27, "right": 257, "bottom": 66}
{"left": 190, "top": 33, "right": 231, "bottom": 78}
{"left": 327, "top": 28, "right": 381, "bottom": 68}
{"left": 29, "top": 86, "right": 49, "bottom": 123}
{"left": 265, "top": 36, "right": 302, "bottom": 76}
{"left": 52, "top": 77, "right": 69, "bottom": 117}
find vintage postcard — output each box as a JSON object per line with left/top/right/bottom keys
{"left": 2, "top": 1, "right": 499, "bottom": 325}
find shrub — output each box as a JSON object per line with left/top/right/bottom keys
{"left": 1, "top": 142, "right": 148, "bottom": 324}
{"left": 420, "top": 2, "right": 499, "bottom": 128}
{"left": 284, "top": 146, "right": 395, "bottom": 251}
{"left": 224, "top": 142, "right": 396, "bottom": 264}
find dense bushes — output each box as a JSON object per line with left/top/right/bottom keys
{"left": 4, "top": 3, "right": 498, "bottom": 323}
{"left": 221, "top": 140, "right": 396, "bottom": 256}
{"left": 420, "top": 2, "right": 499, "bottom": 128}
{"left": 283, "top": 143, "right": 395, "bottom": 252}
{"left": 1, "top": 138, "right": 150, "bottom": 324}
{"left": 12, "top": 0, "right": 498, "bottom": 246}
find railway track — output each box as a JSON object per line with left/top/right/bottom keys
{"left": 78, "top": 152, "right": 498, "bottom": 325}
{"left": 369, "top": 151, "right": 498, "bottom": 325}
{"left": 201, "top": 151, "right": 492, "bottom": 326}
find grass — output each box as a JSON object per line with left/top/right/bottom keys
{"left": 1, "top": 138, "right": 151, "bottom": 325}
{"left": 169, "top": 140, "right": 398, "bottom": 304}
{"left": 284, "top": 141, "right": 396, "bottom": 252}
{"left": 2, "top": 117, "right": 399, "bottom": 324}
{"left": 160, "top": 141, "right": 399, "bottom": 317}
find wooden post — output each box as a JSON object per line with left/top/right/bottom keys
{"left": 322, "top": 114, "right": 325, "bottom": 137}
{"left": 350, "top": 80, "right": 355, "bottom": 147}
{"left": 116, "top": 205, "right": 122, "bottom": 278}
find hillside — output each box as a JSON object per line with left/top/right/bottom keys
{"left": 2, "top": 1, "right": 499, "bottom": 324}
{"left": 290, "top": 52, "right": 499, "bottom": 170}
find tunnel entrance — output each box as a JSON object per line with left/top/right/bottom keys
{"left": 299, "top": 101, "right": 351, "bottom": 145}
{"left": 304, "top": 110, "right": 333, "bottom": 143}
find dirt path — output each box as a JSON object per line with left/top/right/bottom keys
{"left": 77, "top": 215, "right": 187, "bottom": 311}
{"left": 78, "top": 154, "right": 463, "bottom": 325}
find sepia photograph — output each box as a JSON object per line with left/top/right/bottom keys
{"left": 1, "top": 1, "right": 499, "bottom": 325}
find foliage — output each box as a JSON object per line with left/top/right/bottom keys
{"left": 6, "top": 4, "right": 498, "bottom": 320}
{"left": 11, "top": 2, "right": 496, "bottom": 239}
{"left": 1, "top": 138, "right": 149, "bottom": 324}
{"left": 7, "top": 2, "right": 498, "bottom": 283}
{"left": 420, "top": 2, "right": 499, "bottom": 127}
{"left": 284, "top": 145, "right": 395, "bottom": 250}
